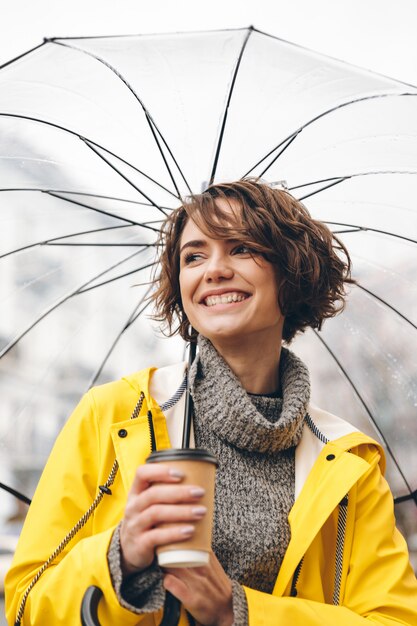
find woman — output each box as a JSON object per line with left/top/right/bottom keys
{"left": 6, "top": 180, "right": 417, "bottom": 625}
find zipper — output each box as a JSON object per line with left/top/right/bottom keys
{"left": 290, "top": 557, "right": 304, "bottom": 597}
{"left": 147, "top": 410, "right": 157, "bottom": 452}
{"left": 333, "top": 494, "right": 349, "bottom": 605}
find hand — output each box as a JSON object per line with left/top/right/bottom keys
{"left": 163, "top": 552, "right": 234, "bottom": 626}
{"left": 119, "top": 463, "right": 207, "bottom": 577}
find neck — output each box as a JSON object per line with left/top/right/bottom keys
{"left": 209, "top": 331, "right": 283, "bottom": 394}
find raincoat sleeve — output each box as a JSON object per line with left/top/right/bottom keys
{"left": 242, "top": 448, "right": 417, "bottom": 625}
{"left": 5, "top": 391, "right": 158, "bottom": 626}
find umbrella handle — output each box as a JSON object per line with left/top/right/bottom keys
{"left": 181, "top": 341, "right": 197, "bottom": 448}
{"left": 159, "top": 591, "right": 182, "bottom": 626}
{"left": 80, "top": 587, "right": 182, "bottom": 626}
{"left": 81, "top": 586, "right": 103, "bottom": 626}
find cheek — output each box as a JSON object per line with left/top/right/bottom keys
{"left": 178, "top": 273, "right": 187, "bottom": 304}
{"left": 262, "top": 273, "right": 281, "bottom": 315}
{"left": 179, "top": 272, "right": 193, "bottom": 315}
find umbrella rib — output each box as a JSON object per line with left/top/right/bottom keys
{"left": 355, "top": 284, "right": 417, "bottom": 330}
{"left": 297, "top": 170, "right": 417, "bottom": 201}
{"left": 87, "top": 287, "right": 153, "bottom": 388}
{"left": 332, "top": 228, "right": 362, "bottom": 235}
{"left": 0, "top": 224, "right": 137, "bottom": 260}
{"left": 313, "top": 330, "right": 414, "bottom": 496}
{"left": 289, "top": 170, "right": 417, "bottom": 192}
{"left": 77, "top": 260, "right": 157, "bottom": 294}
{"left": 48, "top": 189, "right": 173, "bottom": 209}
{"left": 47, "top": 190, "right": 161, "bottom": 231}
{"left": 0, "top": 41, "right": 48, "bottom": 71}
{"left": 244, "top": 92, "right": 417, "bottom": 177}
{"left": 0, "top": 112, "right": 178, "bottom": 201}
{"left": 48, "top": 27, "right": 250, "bottom": 43}
{"left": 128, "top": 298, "right": 154, "bottom": 327}
{"left": 82, "top": 140, "right": 181, "bottom": 200}
{"left": 290, "top": 175, "right": 357, "bottom": 190}
{"left": 209, "top": 27, "right": 254, "bottom": 186}
{"left": 52, "top": 40, "right": 190, "bottom": 196}
{"left": 298, "top": 177, "right": 348, "bottom": 200}
{"left": 323, "top": 220, "right": 417, "bottom": 246}
{"left": 0, "top": 186, "right": 173, "bottom": 210}
{"left": 257, "top": 132, "right": 302, "bottom": 179}
{"left": 0, "top": 481, "right": 31, "bottom": 505}
{"left": 394, "top": 490, "right": 417, "bottom": 505}
{"left": 81, "top": 139, "right": 169, "bottom": 215}
{"left": 242, "top": 130, "right": 300, "bottom": 179}
{"left": 0, "top": 188, "right": 163, "bottom": 260}
{"left": 0, "top": 248, "right": 146, "bottom": 360}
{"left": 143, "top": 114, "right": 191, "bottom": 197}
{"left": 251, "top": 27, "right": 417, "bottom": 90}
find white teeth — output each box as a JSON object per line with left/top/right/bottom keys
{"left": 204, "top": 292, "right": 248, "bottom": 306}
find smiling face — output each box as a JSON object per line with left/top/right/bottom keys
{"left": 178, "top": 202, "right": 285, "bottom": 349}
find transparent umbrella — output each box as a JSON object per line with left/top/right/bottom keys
{"left": 0, "top": 27, "right": 416, "bottom": 547}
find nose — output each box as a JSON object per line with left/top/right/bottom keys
{"left": 204, "top": 252, "right": 234, "bottom": 282}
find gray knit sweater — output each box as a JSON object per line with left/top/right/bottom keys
{"left": 108, "top": 337, "right": 310, "bottom": 623}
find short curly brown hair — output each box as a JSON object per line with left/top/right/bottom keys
{"left": 151, "top": 179, "right": 354, "bottom": 343}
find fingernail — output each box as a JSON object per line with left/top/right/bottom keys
{"left": 169, "top": 468, "right": 185, "bottom": 479}
{"left": 191, "top": 506, "right": 207, "bottom": 517}
{"left": 180, "top": 525, "right": 195, "bottom": 536}
{"left": 190, "top": 487, "right": 205, "bottom": 497}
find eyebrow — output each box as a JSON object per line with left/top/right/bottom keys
{"left": 179, "top": 239, "right": 208, "bottom": 254}
{"left": 179, "top": 238, "right": 244, "bottom": 255}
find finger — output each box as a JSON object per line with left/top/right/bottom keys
{"left": 137, "top": 524, "right": 196, "bottom": 557}
{"left": 129, "top": 464, "right": 185, "bottom": 495}
{"left": 136, "top": 484, "right": 206, "bottom": 512}
{"left": 163, "top": 573, "right": 191, "bottom": 604}
{"left": 123, "top": 501, "right": 206, "bottom": 536}
{"left": 164, "top": 555, "right": 225, "bottom": 587}
{"left": 120, "top": 523, "right": 196, "bottom": 574}
{"left": 139, "top": 503, "right": 208, "bottom": 529}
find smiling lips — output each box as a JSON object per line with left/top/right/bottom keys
{"left": 203, "top": 292, "right": 250, "bottom": 307}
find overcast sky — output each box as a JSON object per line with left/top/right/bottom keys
{"left": 1, "top": 0, "right": 417, "bottom": 85}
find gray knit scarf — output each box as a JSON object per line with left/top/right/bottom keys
{"left": 189, "top": 335, "right": 310, "bottom": 593}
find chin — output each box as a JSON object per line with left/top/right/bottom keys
{"left": 200, "top": 327, "right": 247, "bottom": 342}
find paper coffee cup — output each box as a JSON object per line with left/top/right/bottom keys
{"left": 146, "top": 448, "right": 218, "bottom": 568}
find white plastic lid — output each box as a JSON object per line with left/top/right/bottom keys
{"left": 157, "top": 549, "right": 210, "bottom": 568}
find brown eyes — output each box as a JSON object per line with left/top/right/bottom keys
{"left": 232, "top": 244, "right": 252, "bottom": 255}
{"left": 181, "top": 244, "right": 254, "bottom": 266}
{"left": 183, "top": 252, "right": 202, "bottom": 265}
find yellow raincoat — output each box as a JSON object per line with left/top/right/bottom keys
{"left": 5, "top": 364, "right": 417, "bottom": 625}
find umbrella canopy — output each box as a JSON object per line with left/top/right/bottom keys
{"left": 0, "top": 27, "right": 416, "bottom": 543}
